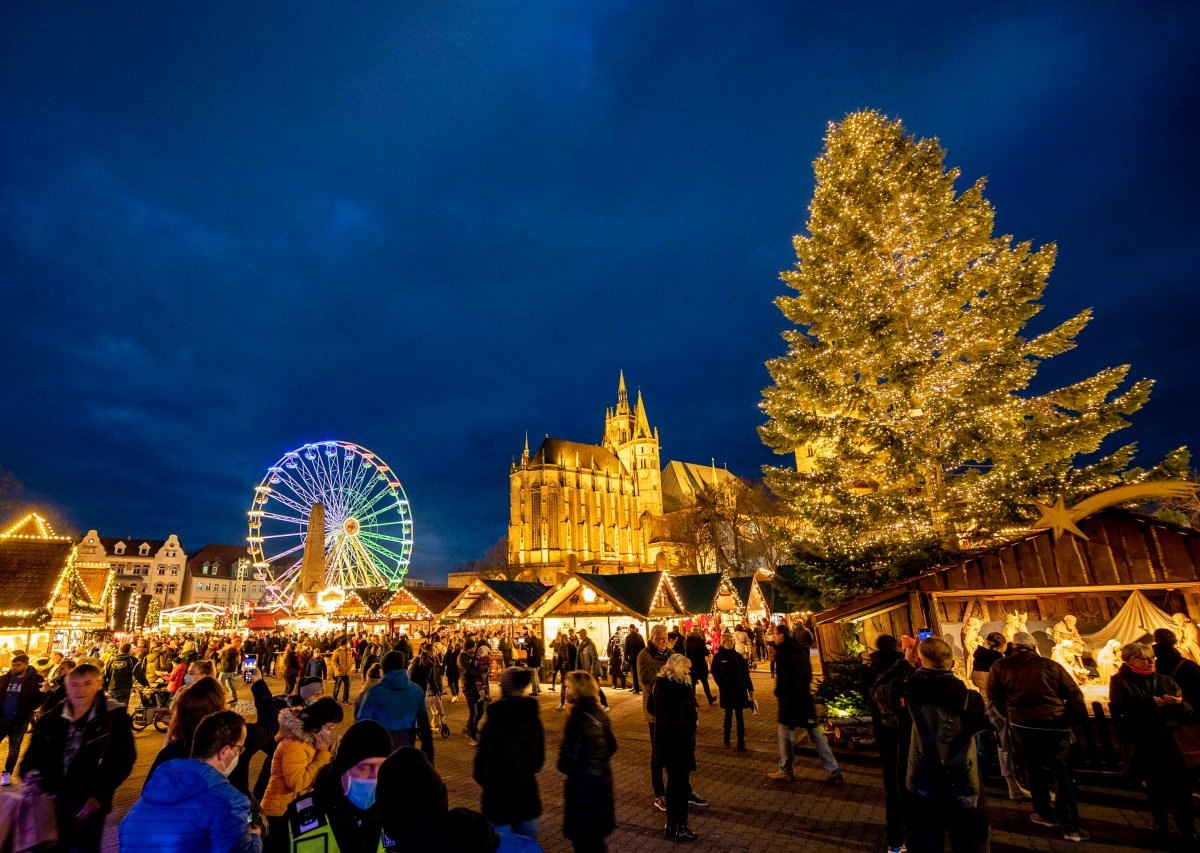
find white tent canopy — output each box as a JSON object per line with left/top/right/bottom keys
{"left": 1082, "top": 589, "right": 1176, "bottom": 651}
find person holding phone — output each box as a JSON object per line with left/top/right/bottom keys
{"left": 1110, "top": 641, "right": 1197, "bottom": 847}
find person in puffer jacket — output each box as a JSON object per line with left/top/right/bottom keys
{"left": 356, "top": 650, "right": 434, "bottom": 760}
{"left": 119, "top": 709, "right": 262, "bottom": 853}
{"left": 261, "top": 698, "right": 343, "bottom": 842}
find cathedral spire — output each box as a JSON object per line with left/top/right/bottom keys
{"left": 634, "top": 387, "right": 651, "bottom": 436}
{"left": 522, "top": 431, "right": 530, "bottom": 463}
{"left": 616, "top": 370, "right": 629, "bottom": 412}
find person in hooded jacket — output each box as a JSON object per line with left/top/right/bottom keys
{"left": 474, "top": 667, "right": 545, "bottom": 840}
{"left": 0, "top": 653, "right": 44, "bottom": 785}
{"left": 262, "top": 697, "right": 344, "bottom": 845}
{"left": 120, "top": 709, "right": 262, "bottom": 853}
{"left": 558, "top": 671, "right": 617, "bottom": 853}
{"left": 378, "top": 746, "right": 450, "bottom": 851}
{"left": 105, "top": 642, "right": 137, "bottom": 704}
{"left": 355, "top": 650, "right": 434, "bottom": 759}
{"left": 283, "top": 719, "right": 393, "bottom": 853}
{"left": 653, "top": 654, "right": 700, "bottom": 843}
{"left": 862, "top": 635, "right": 907, "bottom": 853}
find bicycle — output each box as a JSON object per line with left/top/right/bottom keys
{"left": 130, "top": 685, "right": 171, "bottom": 733}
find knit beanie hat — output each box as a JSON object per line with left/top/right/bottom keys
{"left": 298, "top": 676, "right": 325, "bottom": 703}
{"left": 331, "top": 720, "right": 393, "bottom": 778}
{"left": 382, "top": 650, "right": 407, "bottom": 673}
{"left": 299, "top": 697, "right": 344, "bottom": 731}
{"left": 499, "top": 666, "right": 532, "bottom": 698}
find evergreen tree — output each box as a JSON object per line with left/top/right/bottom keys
{"left": 760, "top": 110, "right": 1185, "bottom": 596}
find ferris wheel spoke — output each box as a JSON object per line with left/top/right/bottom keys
{"left": 345, "top": 463, "right": 374, "bottom": 509}
{"left": 262, "top": 541, "right": 306, "bottom": 563}
{"left": 264, "top": 482, "right": 315, "bottom": 517}
{"left": 358, "top": 530, "right": 412, "bottom": 545}
{"left": 272, "top": 460, "right": 322, "bottom": 506}
{"left": 348, "top": 484, "right": 397, "bottom": 522}
{"left": 256, "top": 511, "right": 308, "bottom": 525}
{"left": 357, "top": 535, "right": 403, "bottom": 572}
{"left": 347, "top": 537, "right": 389, "bottom": 586}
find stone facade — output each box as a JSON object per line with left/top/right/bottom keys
{"left": 509, "top": 374, "right": 738, "bottom": 582}
{"left": 183, "top": 543, "right": 266, "bottom": 610}
{"left": 75, "top": 530, "right": 186, "bottom": 609}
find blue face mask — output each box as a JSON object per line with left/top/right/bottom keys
{"left": 344, "top": 776, "right": 377, "bottom": 810}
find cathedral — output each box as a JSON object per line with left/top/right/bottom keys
{"left": 508, "top": 373, "right": 739, "bottom": 581}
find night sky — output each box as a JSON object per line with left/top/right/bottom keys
{"left": 2, "top": 5, "right": 1198, "bottom": 582}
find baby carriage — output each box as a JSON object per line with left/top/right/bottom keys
{"left": 427, "top": 684, "right": 451, "bottom": 738}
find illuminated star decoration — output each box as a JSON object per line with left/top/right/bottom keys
{"left": 1032, "top": 481, "right": 1199, "bottom": 542}
{"left": 1032, "top": 496, "right": 1088, "bottom": 542}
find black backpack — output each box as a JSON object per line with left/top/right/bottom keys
{"left": 904, "top": 689, "right": 980, "bottom": 808}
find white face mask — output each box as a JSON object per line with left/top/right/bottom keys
{"left": 220, "top": 749, "right": 239, "bottom": 777}
{"left": 183, "top": 674, "right": 197, "bottom": 686}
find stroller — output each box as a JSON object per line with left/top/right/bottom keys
{"left": 427, "top": 685, "right": 450, "bottom": 739}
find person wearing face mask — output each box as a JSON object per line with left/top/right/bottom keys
{"left": 283, "top": 720, "right": 392, "bottom": 852}
{"left": 120, "top": 709, "right": 261, "bottom": 852}
{"left": 262, "top": 697, "right": 344, "bottom": 845}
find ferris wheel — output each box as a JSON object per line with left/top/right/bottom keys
{"left": 247, "top": 440, "right": 413, "bottom": 606}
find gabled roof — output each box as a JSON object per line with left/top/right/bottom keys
{"left": 578, "top": 571, "right": 681, "bottom": 620}
{"left": 404, "top": 586, "right": 462, "bottom": 617}
{"left": 670, "top": 573, "right": 723, "bottom": 615}
{"left": 480, "top": 579, "right": 554, "bottom": 613}
{"left": 75, "top": 564, "right": 112, "bottom": 604}
{"left": 528, "top": 437, "right": 627, "bottom": 478}
{"left": 730, "top": 576, "right": 755, "bottom": 607}
{"left": 0, "top": 539, "right": 73, "bottom": 628}
{"left": 661, "top": 460, "right": 741, "bottom": 512}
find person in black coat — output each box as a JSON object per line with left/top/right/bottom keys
{"left": 558, "top": 671, "right": 617, "bottom": 853}
{"left": 711, "top": 634, "right": 754, "bottom": 750}
{"left": 227, "top": 665, "right": 280, "bottom": 801}
{"left": 0, "top": 654, "right": 45, "bottom": 781}
{"left": 1154, "top": 628, "right": 1200, "bottom": 712}
{"left": 1111, "top": 641, "right": 1197, "bottom": 846}
{"left": 769, "top": 622, "right": 842, "bottom": 783}
{"left": 555, "top": 634, "right": 578, "bottom": 710}
{"left": 624, "top": 626, "right": 647, "bottom": 695}
{"left": 652, "top": 654, "right": 700, "bottom": 842}
{"left": 684, "top": 628, "right": 715, "bottom": 704}
{"left": 607, "top": 632, "right": 625, "bottom": 690}
{"left": 21, "top": 663, "right": 136, "bottom": 853}
{"left": 863, "top": 635, "right": 907, "bottom": 852}
{"left": 474, "top": 667, "right": 545, "bottom": 840}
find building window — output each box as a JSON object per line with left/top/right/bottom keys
{"left": 157, "top": 568, "right": 165, "bottom": 576}
{"left": 139, "top": 544, "right": 149, "bottom": 555}
{"left": 114, "top": 543, "right": 125, "bottom": 554}
{"left": 154, "top": 583, "right": 164, "bottom": 594}
{"left": 171, "top": 567, "right": 179, "bottom": 576}
{"left": 167, "top": 583, "right": 177, "bottom": 594}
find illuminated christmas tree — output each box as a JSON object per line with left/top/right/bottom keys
{"left": 760, "top": 110, "right": 1186, "bottom": 596}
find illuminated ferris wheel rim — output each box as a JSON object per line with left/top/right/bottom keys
{"left": 246, "top": 440, "right": 413, "bottom": 605}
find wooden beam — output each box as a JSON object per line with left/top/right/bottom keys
{"left": 929, "top": 581, "right": 1200, "bottom": 599}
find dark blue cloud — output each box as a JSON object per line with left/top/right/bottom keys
{"left": 1, "top": 4, "right": 1197, "bottom": 579}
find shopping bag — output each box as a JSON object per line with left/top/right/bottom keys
{"left": 13, "top": 789, "right": 58, "bottom": 852}
{"left": 0, "top": 790, "right": 21, "bottom": 849}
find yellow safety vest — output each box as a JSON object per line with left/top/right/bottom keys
{"left": 287, "top": 792, "right": 385, "bottom": 853}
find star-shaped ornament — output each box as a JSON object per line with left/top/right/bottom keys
{"left": 1032, "top": 495, "right": 1088, "bottom": 541}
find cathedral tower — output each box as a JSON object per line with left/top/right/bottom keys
{"left": 604, "top": 372, "right": 663, "bottom": 517}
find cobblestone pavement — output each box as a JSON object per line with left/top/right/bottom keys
{"left": 0, "top": 669, "right": 1177, "bottom": 851}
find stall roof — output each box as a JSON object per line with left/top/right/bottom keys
{"left": 443, "top": 578, "right": 552, "bottom": 621}
{"left": 404, "top": 586, "right": 462, "bottom": 617}
{"left": 815, "top": 508, "right": 1200, "bottom": 625}
{"left": 0, "top": 539, "right": 73, "bottom": 628}
{"left": 671, "top": 573, "right": 723, "bottom": 615}
{"left": 730, "top": 576, "right": 754, "bottom": 609}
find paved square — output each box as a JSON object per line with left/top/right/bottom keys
{"left": 2, "top": 668, "right": 1166, "bottom": 851}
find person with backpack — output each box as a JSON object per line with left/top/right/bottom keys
{"left": 105, "top": 643, "right": 137, "bottom": 705}
{"left": 874, "top": 636, "right": 990, "bottom": 853}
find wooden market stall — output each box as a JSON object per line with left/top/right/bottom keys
{"left": 0, "top": 514, "right": 113, "bottom": 656}
{"left": 813, "top": 507, "right": 1200, "bottom": 671}
{"left": 348, "top": 585, "right": 463, "bottom": 637}
{"left": 530, "top": 570, "right": 685, "bottom": 654}
{"left": 441, "top": 579, "right": 553, "bottom": 635}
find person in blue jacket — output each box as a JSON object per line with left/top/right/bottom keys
{"left": 119, "top": 709, "right": 262, "bottom": 853}
{"left": 356, "top": 650, "right": 434, "bottom": 760}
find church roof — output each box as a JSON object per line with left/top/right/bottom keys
{"left": 529, "top": 437, "right": 626, "bottom": 477}
{"left": 670, "top": 573, "right": 723, "bottom": 615}
{"left": 661, "top": 460, "right": 741, "bottom": 512}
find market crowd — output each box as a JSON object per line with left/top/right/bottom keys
{"left": 0, "top": 611, "right": 1192, "bottom": 851}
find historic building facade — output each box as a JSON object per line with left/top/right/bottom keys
{"left": 182, "top": 544, "right": 266, "bottom": 610}
{"left": 509, "top": 373, "right": 739, "bottom": 582}
{"left": 75, "top": 530, "right": 187, "bottom": 609}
